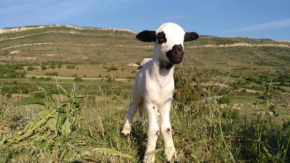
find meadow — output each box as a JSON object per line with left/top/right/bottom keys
{"left": 0, "top": 25, "right": 290, "bottom": 162}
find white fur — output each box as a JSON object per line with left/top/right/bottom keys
{"left": 122, "top": 22, "right": 188, "bottom": 162}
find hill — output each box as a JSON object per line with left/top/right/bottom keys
{"left": 1, "top": 25, "right": 290, "bottom": 96}
{"left": 1, "top": 25, "right": 290, "bottom": 73}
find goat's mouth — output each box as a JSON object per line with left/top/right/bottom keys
{"left": 166, "top": 51, "right": 184, "bottom": 64}
{"left": 166, "top": 44, "right": 184, "bottom": 64}
{"left": 171, "top": 57, "right": 183, "bottom": 64}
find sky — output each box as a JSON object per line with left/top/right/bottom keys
{"left": 0, "top": 0, "right": 290, "bottom": 40}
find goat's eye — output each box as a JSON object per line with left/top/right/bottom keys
{"left": 157, "top": 31, "right": 167, "bottom": 44}
{"left": 158, "top": 38, "right": 166, "bottom": 44}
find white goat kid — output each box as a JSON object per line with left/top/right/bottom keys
{"left": 121, "top": 22, "right": 199, "bottom": 162}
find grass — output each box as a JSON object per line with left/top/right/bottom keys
{"left": 1, "top": 86, "right": 289, "bottom": 162}
{"left": 1, "top": 67, "right": 289, "bottom": 162}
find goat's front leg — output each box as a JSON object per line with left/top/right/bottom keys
{"left": 160, "top": 99, "right": 176, "bottom": 162}
{"left": 143, "top": 101, "right": 160, "bottom": 163}
{"left": 121, "top": 87, "right": 141, "bottom": 136}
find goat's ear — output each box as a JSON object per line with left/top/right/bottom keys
{"left": 136, "top": 30, "right": 156, "bottom": 42}
{"left": 184, "top": 32, "right": 199, "bottom": 42}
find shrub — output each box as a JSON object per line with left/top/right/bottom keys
{"left": 174, "top": 67, "right": 212, "bottom": 107}
{"left": 109, "top": 66, "right": 118, "bottom": 71}
{"left": 217, "top": 97, "right": 231, "bottom": 104}
{"left": 45, "top": 72, "right": 58, "bottom": 76}
{"left": 27, "top": 66, "right": 35, "bottom": 71}
{"left": 67, "top": 65, "right": 76, "bottom": 69}
{"left": 49, "top": 65, "right": 55, "bottom": 69}
{"left": 126, "top": 76, "right": 135, "bottom": 79}
{"left": 41, "top": 65, "right": 47, "bottom": 70}
{"left": 74, "top": 77, "right": 82, "bottom": 82}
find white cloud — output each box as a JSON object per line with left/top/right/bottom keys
{"left": 229, "top": 18, "right": 290, "bottom": 33}
{"left": 0, "top": 0, "right": 99, "bottom": 27}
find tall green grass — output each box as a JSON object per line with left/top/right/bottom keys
{"left": 0, "top": 68, "right": 289, "bottom": 162}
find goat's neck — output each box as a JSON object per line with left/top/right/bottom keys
{"left": 152, "top": 59, "right": 174, "bottom": 82}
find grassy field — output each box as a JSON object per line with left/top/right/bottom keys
{"left": 0, "top": 25, "right": 290, "bottom": 162}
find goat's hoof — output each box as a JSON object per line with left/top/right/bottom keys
{"left": 121, "top": 131, "right": 130, "bottom": 136}
{"left": 121, "top": 128, "right": 131, "bottom": 136}
{"left": 165, "top": 147, "right": 176, "bottom": 162}
{"left": 121, "top": 125, "right": 131, "bottom": 136}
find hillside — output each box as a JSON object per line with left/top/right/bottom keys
{"left": 1, "top": 25, "right": 290, "bottom": 73}
{"left": 0, "top": 25, "right": 290, "bottom": 97}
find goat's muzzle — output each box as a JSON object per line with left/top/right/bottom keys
{"left": 166, "top": 44, "right": 184, "bottom": 64}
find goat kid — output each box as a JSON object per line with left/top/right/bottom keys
{"left": 121, "top": 22, "right": 199, "bottom": 162}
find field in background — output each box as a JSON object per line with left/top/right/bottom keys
{"left": 0, "top": 25, "right": 290, "bottom": 162}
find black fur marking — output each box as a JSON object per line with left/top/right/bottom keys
{"left": 166, "top": 44, "right": 184, "bottom": 64}
{"left": 157, "top": 31, "right": 167, "bottom": 44}
{"left": 136, "top": 30, "right": 156, "bottom": 42}
{"left": 166, "top": 128, "right": 171, "bottom": 133}
{"left": 184, "top": 32, "right": 199, "bottom": 42}
{"left": 159, "top": 61, "right": 174, "bottom": 70}
{"left": 156, "top": 131, "right": 159, "bottom": 136}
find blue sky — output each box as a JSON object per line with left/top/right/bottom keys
{"left": 1, "top": 0, "right": 290, "bottom": 40}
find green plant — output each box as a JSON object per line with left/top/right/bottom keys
{"left": 45, "top": 72, "right": 58, "bottom": 76}
{"left": 218, "top": 97, "right": 231, "bottom": 104}
{"left": 74, "top": 77, "right": 82, "bottom": 82}
{"left": 27, "top": 66, "right": 35, "bottom": 71}
{"left": 67, "top": 65, "right": 76, "bottom": 69}
{"left": 0, "top": 85, "right": 83, "bottom": 162}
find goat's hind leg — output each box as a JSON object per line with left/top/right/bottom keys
{"left": 121, "top": 88, "right": 141, "bottom": 136}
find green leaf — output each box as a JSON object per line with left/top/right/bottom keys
{"left": 22, "top": 122, "right": 32, "bottom": 133}
{"left": 38, "top": 110, "right": 47, "bottom": 118}
{"left": 56, "top": 111, "right": 66, "bottom": 132}
{"left": 14, "top": 97, "right": 45, "bottom": 106}
{"left": 40, "top": 140, "right": 53, "bottom": 152}
{"left": 0, "top": 134, "right": 9, "bottom": 145}
{"left": 61, "top": 119, "right": 72, "bottom": 135}
{"left": 46, "top": 117, "right": 57, "bottom": 132}
{"left": 58, "top": 111, "right": 67, "bottom": 124}
{"left": 57, "top": 84, "right": 68, "bottom": 95}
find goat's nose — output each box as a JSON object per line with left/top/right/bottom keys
{"left": 173, "top": 44, "right": 183, "bottom": 55}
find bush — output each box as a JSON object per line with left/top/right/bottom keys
{"left": 109, "top": 66, "right": 118, "bottom": 71}
{"left": 74, "top": 77, "right": 82, "bottom": 82}
{"left": 67, "top": 65, "right": 76, "bottom": 69}
{"left": 27, "top": 66, "right": 35, "bottom": 71}
{"left": 174, "top": 67, "right": 212, "bottom": 107}
{"left": 49, "top": 65, "right": 55, "bottom": 69}
{"left": 45, "top": 72, "right": 58, "bottom": 76}
{"left": 217, "top": 97, "right": 231, "bottom": 104}
{"left": 41, "top": 65, "right": 47, "bottom": 70}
